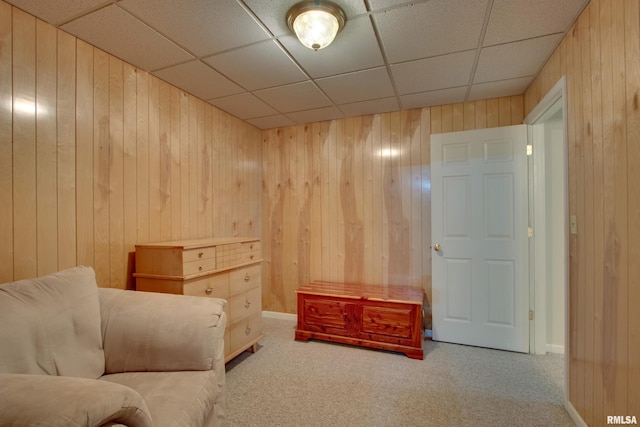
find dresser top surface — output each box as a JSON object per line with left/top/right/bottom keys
{"left": 296, "top": 281, "right": 424, "bottom": 305}
{"left": 136, "top": 237, "right": 259, "bottom": 250}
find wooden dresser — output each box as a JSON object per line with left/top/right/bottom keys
{"left": 133, "top": 237, "right": 263, "bottom": 363}
{"left": 295, "top": 281, "right": 424, "bottom": 359}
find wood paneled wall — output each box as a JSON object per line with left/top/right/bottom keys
{"left": 261, "top": 96, "right": 525, "bottom": 318}
{"left": 0, "top": 1, "right": 262, "bottom": 288}
{"left": 524, "top": 0, "right": 639, "bottom": 424}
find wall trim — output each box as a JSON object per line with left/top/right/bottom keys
{"left": 564, "top": 400, "right": 588, "bottom": 427}
{"left": 262, "top": 311, "right": 297, "bottom": 321}
{"left": 545, "top": 344, "right": 565, "bottom": 354}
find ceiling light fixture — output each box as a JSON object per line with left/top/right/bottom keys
{"left": 286, "top": 1, "right": 346, "bottom": 51}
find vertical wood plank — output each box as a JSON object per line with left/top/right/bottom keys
{"left": 108, "top": 55, "right": 124, "bottom": 289}
{"left": 135, "top": 69, "right": 149, "bottom": 245}
{"left": 578, "top": 8, "right": 595, "bottom": 425}
{"left": 463, "top": 101, "right": 475, "bottom": 130}
{"left": 430, "top": 105, "right": 442, "bottom": 134}
{"left": 75, "top": 40, "right": 94, "bottom": 268}
{"left": 452, "top": 102, "right": 464, "bottom": 131}
{"left": 12, "top": 8, "right": 37, "bottom": 280}
{"left": 625, "top": 0, "right": 640, "bottom": 417}
{"left": 122, "top": 63, "right": 136, "bottom": 289}
{"left": 0, "top": 1, "right": 13, "bottom": 282}
{"left": 180, "top": 91, "right": 190, "bottom": 239}
{"left": 421, "top": 107, "right": 432, "bottom": 327}
{"left": 188, "top": 96, "right": 198, "bottom": 238}
{"left": 56, "top": 29, "right": 76, "bottom": 270}
{"left": 310, "top": 121, "right": 322, "bottom": 282}
{"left": 158, "top": 80, "right": 171, "bottom": 241}
{"left": 204, "top": 104, "right": 213, "bottom": 237}
{"left": 498, "top": 96, "right": 511, "bottom": 126}
{"left": 379, "top": 113, "right": 391, "bottom": 283}
{"left": 35, "top": 19, "right": 57, "bottom": 276}
{"left": 474, "top": 99, "right": 487, "bottom": 129}
{"left": 571, "top": 15, "right": 586, "bottom": 418}
{"left": 370, "top": 114, "right": 383, "bottom": 284}
{"left": 409, "top": 109, "right": 422, "bottom": 288}
{"left": 588, "top": 1, "right": 605, "bottom": 422}
{"left": 510, "top": 95, "right": 524, "bottom": 124}
{"left": 440, "top": 104, "right": 453, "bottom": 133}
{"left": 168, "top": 86, "right": 181, "bottom": 240}
{"left": 93, "top": 48, "right": 110, "bottom": 287}
{"left": 486, "top": 98, "right": 500, "bottom": 128}
{"left": 147, "top": 75, "right": 160, "bottom": 242}
{"left": 610, "top": 0, "right": 628, "bottom": 416}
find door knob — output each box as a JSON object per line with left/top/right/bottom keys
{"left": 433, "top": 243, "right": 441, "bottom": 252}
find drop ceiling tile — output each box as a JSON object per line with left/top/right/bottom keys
{"left": 484, "top": 0, "right": 588, "bottom": 46}
{"left": 468, "top": 77, "right": 533, "bottom": 101}
{"left": 5, "top": 0, "right": 108, "bottom": 25}
{"left": 119, "top": 0, "right": 270, "bottom": 57}
{"left": 243, "top": 0, "right": 368, "bottom": 38}
{"left": 279, "top": 16, "right": 384, "bottom": 78}
{"left": 247, "top": 114, "right": 296, "bottom": 130}
{"left": 474, "top": 34, "right": 563, "bottom": 84}
{"left": 61, "top": 5, "right": 193, "bottom": 71}
{"left": 400, "top": 87, "right": 467, "bottom": 109}
{"left": 254, "top": 81, "right": 332, "bottom": 114}
{"left": 391, "top": 50, "right": 476, "bottom": 95}
{"left": 286, "top": 106, "right": 344, "bottom": 124}
{"left": 339, "top": 97, "right": 400, "bottom": 118}
{"left": 204, "top": 40, "right": 306, "bottom": 91}
{"left": 316, "top": 67, "right": 395, "bottom": 105}
{"left": 153, "top": 60, "right": 243, "bottom": 100}
{"left": 373, "top": 0, "right": 488, "bottom": 64}
{"left": 208, "top": 93, "right": 278, "bottom": 120}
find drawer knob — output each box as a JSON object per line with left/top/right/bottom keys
{"left": 205, "top": 287, "right": 213, "bottom": 295}
{"left": 244, "top": 274, "right": 250, "bottom": 282}
{"left": 244, "top": 300, "right": 251, "bottom": 309}
{"left": 198, "top": 266, "right": 203, "bottom": 271}
{"left": 250, "top": 254, "right": 254, "bottom": 260}
{"left": 198, "top": 252, "right": 204, "bottom": 258}
{"left": 245, "top": 327, "right": 252, "bottom": 336}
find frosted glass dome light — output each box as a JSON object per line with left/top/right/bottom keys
{"left": 287, "top": 1, "right": 346, "bottom": 51}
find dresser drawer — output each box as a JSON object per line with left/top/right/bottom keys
{"left": 183, "top": 246, "right": 216, "bottom": 263}
{"left": 229, "top": 312, "right": 263, "bottom": 354}
{"left": 183, "top": 257, "right": 217, "bottom": 276}
{"left": 183, "top": 274, "right": 229, "bottom": 299}
{"left": 238, "top": 241, "right": 261, "bottom": 263}
{"left": 229, "top": 286, "right": 261, "bottom": 322}
{"left": 229, "top": 264, "right": 261, "bottom": 296}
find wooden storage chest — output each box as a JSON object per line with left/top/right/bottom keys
{"left": 295, "top": 281, "right": 424, "bottom": 359}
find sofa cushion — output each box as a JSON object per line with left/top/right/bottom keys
{"left": 0, "top": 266, "right": 105, "bottom": 378}
{"left": 99, "top": 288, "right": 226, "bottom": 373}
{"left": 101, "top": 371, "right": 219, "bottom": 427}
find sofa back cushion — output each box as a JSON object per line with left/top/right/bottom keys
{"left": 0, "top": 266, "right": 105, "bottom": 378}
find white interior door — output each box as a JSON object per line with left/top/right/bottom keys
{"left": 431, "top": 125, "right": 529, "bottom": 353}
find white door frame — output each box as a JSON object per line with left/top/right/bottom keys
{"left": 524, "top": 76, "right": 569, "bottom": 400}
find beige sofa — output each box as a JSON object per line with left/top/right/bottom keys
{"left": 0, "top": 266, "right": 227, "bottom": 427}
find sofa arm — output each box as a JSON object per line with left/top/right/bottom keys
{"left": 98, "top": 288, "right": 227, "bottom": 374}
{"left": 0, "top": 373, "right": 152, "bottom": 427}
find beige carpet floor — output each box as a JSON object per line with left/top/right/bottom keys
{"left": 224, "top": 316, "right": 575, "bottom": 427}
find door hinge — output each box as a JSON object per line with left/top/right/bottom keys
{"left": 526, "top": 144, "right": 533, "bottom": 156}
{"left": 528, "top": 227, "right": 534, "bottom": 237}
{"left": 529, "top": 309, "right": 534, "bottom": 320}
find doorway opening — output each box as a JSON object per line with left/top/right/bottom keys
{"left": 524, "top": 77, "right": 569, "bottom": 404}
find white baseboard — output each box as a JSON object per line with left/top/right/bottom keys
{"left": 262, "top": 311, "right": 297, "bottom": 321}
{"left": 545, "top": 344, "right": 565, "bottom": 354}
{"left": 565, "top": 400, "right": 587, "bottom": 427}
